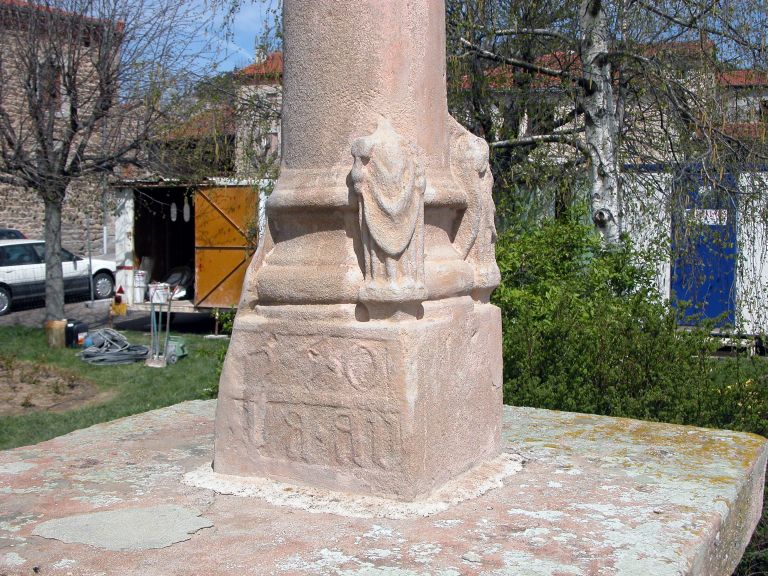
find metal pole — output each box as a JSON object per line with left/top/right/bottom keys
{"left": 85, "top": 214, "right": 94, "bottom": 303}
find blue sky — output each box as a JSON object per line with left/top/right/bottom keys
{"left": 205, "top": 2, "right": 275, "bottom": 72}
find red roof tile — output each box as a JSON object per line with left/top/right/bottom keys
{"left": 718, "top": 70, "right": 768, "bottom": 88}
{"left": 163, "top": 106, "right": 236, "bottom": 140}
{"left": 239, "top": 52, "right": 283, "bottom": 80}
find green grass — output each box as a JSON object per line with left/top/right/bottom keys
{"left": 0, "top": 325, "right": 227, "bottom": 450}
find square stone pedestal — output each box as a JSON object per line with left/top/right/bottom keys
{"left": 214, "top": 297, "right": 503, "bottom": 500}
{"left": 1, "top": 401, "right": 766, "bottom": 575}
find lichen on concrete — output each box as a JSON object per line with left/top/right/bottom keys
{"left": 0, "top": 462, "right": 36, "bottom": 475}
{"left": 0, "top": 400, "right": 763, "bottom": 575}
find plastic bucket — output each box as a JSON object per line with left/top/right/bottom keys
{"left": 148, "top": 283, "right": 171, "bottom": 304}
{"left": 133, "top": 270, "right": 147, "bottom": 303}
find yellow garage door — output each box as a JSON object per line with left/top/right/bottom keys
{"left": 194, "top": 186, "right": 258, "bottom": 308}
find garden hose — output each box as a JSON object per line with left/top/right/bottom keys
{"left": 80, "top": 329, "right": 149, "bottom": 365}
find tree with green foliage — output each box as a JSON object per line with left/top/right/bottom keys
{"left": 448, "top": 0, "right": 768, "bottom": 243}
{"left": 493, "top": 219, "right": 768, "bottom": 575}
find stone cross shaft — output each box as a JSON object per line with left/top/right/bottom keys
{"left": 214, "top": 0, "right": 503, "bottom": 501}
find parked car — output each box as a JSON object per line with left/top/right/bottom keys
{"left": 0, "top": 239, "right": 116, "bottom": 315}
{"left": 0, "top": 228, "right": 26, "bottom": 240}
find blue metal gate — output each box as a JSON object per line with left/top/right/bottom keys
{"left": 670, "top": 170, "right": 738, "bottom": 326}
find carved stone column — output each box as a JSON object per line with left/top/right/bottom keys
{"left": 214, "top": 0, "right": 503, "bottom": 501}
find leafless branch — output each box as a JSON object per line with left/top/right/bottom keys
{"left": 493, "top": 28, "right": 574, "bottom": 45}
{"left": 491, "top": 127, "right": 590, "bottom": 157}
{"left": 636, "top": 0, "right": 758, "bottom": 52}
{"left": 0, "top": 173, "right": 27, "bottom": 186}
{"left": 460, "top": 37, "right": 580, "bottom": 82}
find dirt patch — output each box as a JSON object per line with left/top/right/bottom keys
{"left": 0, "top": 357, "right": 115, "bottom": 416}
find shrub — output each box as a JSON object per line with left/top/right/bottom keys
{"left": 493, "top": 220, "right": 767, "bottom": 434}
{"left": 212, "top": 307, "right": 237, "bottom": 335}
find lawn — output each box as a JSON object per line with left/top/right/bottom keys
{"left": 0, "top": 325, "right": 226, "bottom": 450}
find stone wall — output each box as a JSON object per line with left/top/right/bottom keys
{"left": 0, "top": 180, "right": 115, "bottom": 256}
{"left": 0, "top": 4, "right": 115, "bottom": 257}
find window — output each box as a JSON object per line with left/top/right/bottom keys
{"left": 28, "top": 243, "right": 78, "bottom": 262}
{"left": 31, "top": 243, "right": 44, "bottom": 261}
{"left": 0, "top": 245, "right": 42, "bottom": 267}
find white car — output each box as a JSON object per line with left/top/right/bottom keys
{"left": 0, "top": 239, "right": 116, "bottom": 315}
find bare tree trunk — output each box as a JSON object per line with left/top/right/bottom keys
{"left": 580, "top": 0, "right": 622, "bottom": 244}
{"left": 43, "top": 193, "right": 65, "bottom": 322}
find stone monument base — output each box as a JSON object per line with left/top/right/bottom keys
{"left": 2, "top": 401, "right": 766, "bottom": 575}
{"left": 214, "top": 296, "right": 503, "bottom": 501}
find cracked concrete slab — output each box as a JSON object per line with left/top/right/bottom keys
{"left": 32, "top": 505, "right": 212, "bottom": 551}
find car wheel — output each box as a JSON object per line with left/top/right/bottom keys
{"left": 93, "top": 272, "right": 115, "bottom": 299}
{"left": 0, "top": 286, "right": 10, "bottom": 316}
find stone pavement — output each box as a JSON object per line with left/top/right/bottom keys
{"left": 1, "top": 401, "right": 765, "bottom": 575}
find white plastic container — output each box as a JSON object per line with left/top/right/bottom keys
{"left": 148, "top": 282, "right": 171, "bottom": 304}
{"left": 133, "top": 270, "right": 147, "bottom": 303}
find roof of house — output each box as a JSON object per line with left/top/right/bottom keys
{"left": 718, "top": 70, "right": 768, "bottom": 88}
{"left": 238, "top": 52, "right": 283, "bottom": 84}
{"left": 456, "top": 39, "right": 718, "bottom": 92}
{"left": 0, "top": 0, "right": 124, "bottom": 32}
{"left": 156, "top": 53, "right": 284, "bottom": 142}
{"left": 163, "top": 106, "right": 236, "bottom": 140}
{"left": 456, "top": 52, "right": 580, "bottom": 91}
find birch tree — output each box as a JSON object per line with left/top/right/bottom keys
{"left": 451, "top": 0, "right": 768, "bottom": 243}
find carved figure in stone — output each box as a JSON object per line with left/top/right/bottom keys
{"left": 351, "top": 119, "right": 427, "bottom": 303}
{"left": 448, "top": 116, "right": 501, "bottom": 300}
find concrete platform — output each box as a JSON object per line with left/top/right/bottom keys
{"left": 1, "top": 400, "right": 766, "bottom": 575}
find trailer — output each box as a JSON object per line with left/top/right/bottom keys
{"left": 112, "top": 179, "right": 264, "bottom": 312}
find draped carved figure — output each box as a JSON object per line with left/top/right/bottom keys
{"left": 351, "top": 119, "right": 427, "bottom": 304}
{"left": 448, "top": 117, "right": 501, "bottom": 301}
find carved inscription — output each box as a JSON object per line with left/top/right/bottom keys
{"left": 246, "top": 336, "right": 395, "bottom": 401}
{"left": 284, "top": 410, "right": 306, "bottom": 461}
{"left": 334, "top": 413, "right": 362, "bottom": 466}
{"left": 243, "top": 334, "right": 403, "bottom": 471}
{"left": 351, "top": 118, "right": 427, "bottom": 303}
{"left": 263, "top": 403, "right": 403, "bottom": 470}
